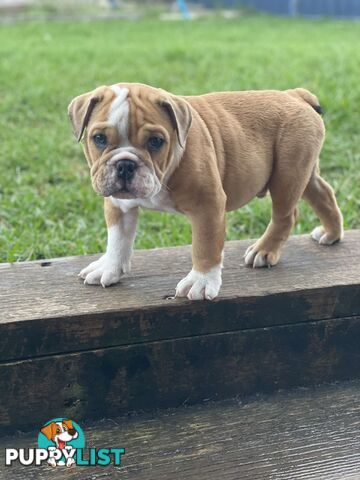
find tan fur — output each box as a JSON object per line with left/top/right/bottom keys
{"left": 69, "top": 83, "right": 343, "bottom": 282}
{"left": 104, "top": 196, "right": 122, "bottom": 227}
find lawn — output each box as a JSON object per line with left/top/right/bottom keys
{"left": 0, "top": 15, "right": 359, "bottom": 262}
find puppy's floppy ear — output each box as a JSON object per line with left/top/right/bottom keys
{"left": 68, "top": 88, "right": 104, "bottom": 142}
{"left": 40, "top": 422, "right": 56, "bottom": 441}
{"left": 159, "top": 94, "right": 192, "bottom": 148}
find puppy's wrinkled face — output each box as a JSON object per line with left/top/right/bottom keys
{"left": 68, "top": 83, "right": 192, "bottom": 199}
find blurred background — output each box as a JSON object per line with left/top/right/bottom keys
{"left": 0, "top": 0, "right": 359, "bottom": 262}
{"left": 1, "top": 0, "right": 360, "bottom": 20}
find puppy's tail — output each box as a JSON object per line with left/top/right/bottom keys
{"left": 286, "top": 88, "right": 323, "bottom": 115}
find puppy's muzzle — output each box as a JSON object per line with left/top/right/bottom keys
{"left": 116, "top": 159, "right": 137, "bottom": 182}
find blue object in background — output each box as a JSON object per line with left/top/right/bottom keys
{"left": 177, "top": 0, "right": 191, "bottom": 19}
{"left": 191, "top": 0, "right": 360, "bottom": 18}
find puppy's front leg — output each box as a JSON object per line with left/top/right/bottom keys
{"left": 176, "top": 207, "right": 226, "bottom": 301}
{"left": 79, "top": 198, "right": 138, "bottom": 287}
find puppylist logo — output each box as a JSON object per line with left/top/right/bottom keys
{"left": 5, "top": 418, "right": 125, "bottom": 468}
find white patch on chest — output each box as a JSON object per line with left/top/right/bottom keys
{"left": 109, "top": 85, "right": 130, "bottom": 144}
{"left": 111, "top": 190, "right": 179, "bottom": 214}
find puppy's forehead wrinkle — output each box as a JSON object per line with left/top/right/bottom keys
{"left": 131, "top": 102, "right": 146, "bottom": 129}
{"left": 130, "top": 90, "right": 158, "bottom": 127}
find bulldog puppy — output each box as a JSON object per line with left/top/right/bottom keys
{"left": 68, "top": 83, "right": 343, "bottom": 300}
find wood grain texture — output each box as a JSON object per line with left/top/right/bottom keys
{"left": 0, "top": 231, "right": 359, "bottom": 362}
{"left": 1, "top": 380, "right": 360, "bottom": 480}
{"left": 1, "top": 314, "right": 360, "bottom": 432}
{"left": 0, "top": 232, "right": 359, "bottom": 431}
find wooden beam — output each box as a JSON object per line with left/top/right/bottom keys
{"left": 0, "top": 231, "right": 359, "bottom": 431}
{"left": 0, "top": 232, "right": 359, "bottom": 361}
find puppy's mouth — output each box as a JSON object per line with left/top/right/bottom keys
{"left": 111, "top": 186, "right": 138, "bottom": 199}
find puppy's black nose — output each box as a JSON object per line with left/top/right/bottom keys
{"left": 116, "top": 159, "right": 137, "bottom": 181}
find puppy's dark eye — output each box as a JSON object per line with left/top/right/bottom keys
{"left": 93, "top": 133, "right": 108, "bottom": 149}
{"left": 147, "top": 136, "right": 164, "bottom": 152}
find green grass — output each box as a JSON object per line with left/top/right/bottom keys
{"left": 0, "top": 16, "right": 359, "bottom": 262}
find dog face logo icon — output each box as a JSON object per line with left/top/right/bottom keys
{"left": 38, "top": 418, "right": 85, "bottom": 467}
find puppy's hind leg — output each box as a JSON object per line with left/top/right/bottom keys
{"left": 302, "top": 172, "right": 344, "bottom": 245}
{"left": 245, "top": 149, "right": 317, "bottom": 268}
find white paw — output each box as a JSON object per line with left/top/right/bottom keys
{"left": 175, "top": 265, "right": 222, "bottom": 300}
{"left": 311, "top": 226, "right": 343, "bottom": 245}
{"left": 78, "top": 254, "right": 130, "bottom": 288}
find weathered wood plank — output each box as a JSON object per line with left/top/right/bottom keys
{"left": 1, "top": 380, "right": 360, "bottom": 479}
{"left": 0, "top": 231, "right": 359, "bottom": 432}
{"left": 0, "top": 231, "right": 359, "bottom": 362}
{"left": 1, "top": 315, "right": 360, "bottom": 431}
